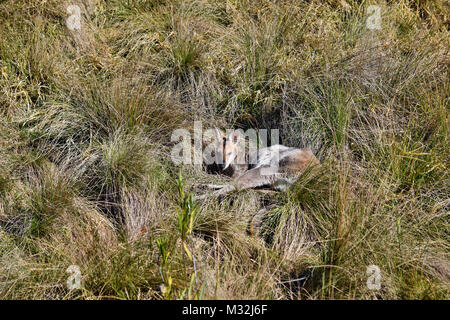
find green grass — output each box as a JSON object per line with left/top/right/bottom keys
{"left": 0, "top": 0, "right": 448, "bottom": 299}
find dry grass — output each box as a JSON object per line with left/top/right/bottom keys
{"left": 0, "top": 0, "right": 449, "bottom": 299}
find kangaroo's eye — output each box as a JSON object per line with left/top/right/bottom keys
{"left": 227, "top": 152, "right": 232, "bottom": 156}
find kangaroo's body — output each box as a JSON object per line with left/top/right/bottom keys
{"left": 198, "top": 129, "right": 319, "bottom": 199}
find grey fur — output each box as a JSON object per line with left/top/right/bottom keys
{"left": 197, "top": 141, "right": 319, "bottom": 200}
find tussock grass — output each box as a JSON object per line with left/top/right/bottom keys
{"left": 0, "top": 0, "right": 448, "bottom": 299}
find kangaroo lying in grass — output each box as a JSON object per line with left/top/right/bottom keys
{"left": 197, "top": 128, "right": 320, "bottom": 199}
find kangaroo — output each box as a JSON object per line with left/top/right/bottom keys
{"left": 198, "top": 128, "right": 320, "bottom": 199}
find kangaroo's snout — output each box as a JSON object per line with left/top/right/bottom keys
{"left": 223, "top": 143, "right": 238, "bottom": 170}
{"left": 214, "top": 128, "right": 241, "bottom": 172}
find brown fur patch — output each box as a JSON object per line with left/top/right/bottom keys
{"left": 279, "top": 148, "right": 319, "bottom": 173}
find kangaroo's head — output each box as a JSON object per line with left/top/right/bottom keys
{"left": 215, "top": 128, "right": 241, "bottom": 170}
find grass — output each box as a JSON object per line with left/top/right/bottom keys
{"left": 0, "top": 0, "right": 448, "bottom": 299}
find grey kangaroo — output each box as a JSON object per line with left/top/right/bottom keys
{"left": 197, "top": 128, "right": 320, "bottom": 199}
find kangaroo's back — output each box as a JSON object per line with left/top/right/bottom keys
{"left": 249, "top": 145, "right": 318, "bottom": 173}
{"left": 278, "top": 147, "right": 319, "bottom": 174}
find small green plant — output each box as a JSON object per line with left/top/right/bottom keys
{"left": 155, "top": 171, "right": 201, "bottom": 299}
{"left": 156, "top": 236, "right": 172, "bottom": 299}
{"left": 175, "top": 171, "right": 197, "bottom": 262}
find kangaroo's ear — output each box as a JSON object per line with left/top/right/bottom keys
{"left": 228, "top": 130, "right": 241, "bottom": 145}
